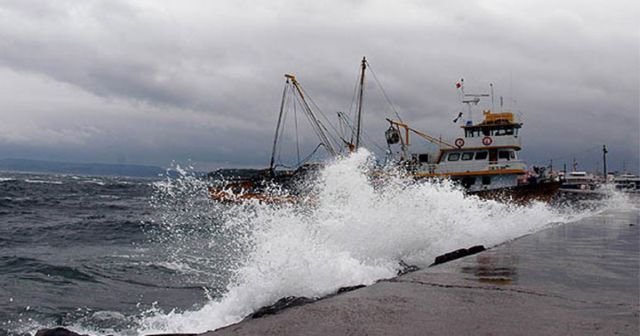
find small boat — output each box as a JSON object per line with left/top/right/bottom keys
{"left": 613, "top": 173, "right": 640, "bottom": 193}
{"left": 559, "top": 171, "right": 600, "bottom": 193}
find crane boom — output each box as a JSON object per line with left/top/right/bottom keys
{"left": 386, "top": 118, "right": 456, "bottom": 149}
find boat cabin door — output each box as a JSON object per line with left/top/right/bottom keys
{"left": 489, "top": 149, "right": 498, "bottom": 163}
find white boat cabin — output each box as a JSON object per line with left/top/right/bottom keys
{"left": 410, "top": 111, "right": 528, "bottom": 192}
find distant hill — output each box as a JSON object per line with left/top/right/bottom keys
{"left": 0, "top": 158, "right": 167, "bottom": 177}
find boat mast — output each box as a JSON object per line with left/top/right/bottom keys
{"left": 269, "top": 77, "right": 290, "bottom": 173}
{"left": 285, "top": 74, "right": 339, "bottom": 157}
{"left": 353, "top": 56, "right": 367, "bottom": 150}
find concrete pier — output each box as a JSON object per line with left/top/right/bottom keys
{"left": 203, "top": 209, "right": 639, "bottom": 336}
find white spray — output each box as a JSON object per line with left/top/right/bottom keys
{"left": 137, "top": 150, "right": 588, "bottom": 334}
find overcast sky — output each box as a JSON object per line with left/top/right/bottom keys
{"left": 0, "top": 0, "right": 638, "bottom": 173}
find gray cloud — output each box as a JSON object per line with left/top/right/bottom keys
{"left": 0, "top": 0, "right": 637, "bottom": 172}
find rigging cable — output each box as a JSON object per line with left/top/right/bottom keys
{"left": 300, "top": 143, "right": 325, "bottom": 165}
{"left": 348, "top": 63, "right": 363, "bottom": 145}
{"left": 297, "top": 84, "right": 348, "bottom": 152}
{"left": 338, "top": 111, "right": 386, "bottom": 153}
{"left": 275, "top": 85, "right": 292, "bottom": 168}
{"left": 293, "top": 90, "right": 301, "bottom": 166}
{"left": 366, "top": 61, "right": 404, "bottom": 123}
{"left": 271, "top": 80, "right": 290, "bottom": 171}
{"left": 292, "top": 92, "right": 336, "bottom": 155}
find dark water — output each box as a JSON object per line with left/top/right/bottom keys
{"left": 0, "top": 173, "right": 216, "bottom": 335}
{"left": 1, "top": 169, "right": 637, "bottom": 336}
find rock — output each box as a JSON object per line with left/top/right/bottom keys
{"left": 35, "top": 327, "right": 87, "bottom": 336}
{"left": 337, "top": 284, "right": 366, "bottom": 294}
{"left": 430, "top": 245, "right": 486, "bottom": 266}
{"left": 467, "top": 245, "right": 486, "bottom": 254}
{"left": 397, "top": 260, "right": 420, "bottom": 275}
{"left": 250, "top": 296, "right": 317, "bottom": 319}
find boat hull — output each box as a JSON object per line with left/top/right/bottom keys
{"left": 470, "top": 181, "right": 562, "bottom": 204}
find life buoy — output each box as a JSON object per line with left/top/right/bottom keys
{"left": 454, "top": 138, "right": 465, "bottom": 148}
{"left": 482, "top": 136, "right": 493, "bottom": 146}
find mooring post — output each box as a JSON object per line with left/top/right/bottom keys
{"left": 602, "top": 144, "right": 608, "bottom": 184}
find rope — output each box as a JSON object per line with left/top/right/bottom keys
{"left": 275, "top": 86, "right": 292, "bottom": 167}
{"left": 347, "top": 66, "right": 362, "bottom": 144}
{"left": 366, "top": 61, "right": 404, "bottom": 123}
{"left": 302, "top": 86, "right": 349, "bottom": 149}
{"left": 293, "top": 92, "right": 301, "bottom": 164}
{"left": 336, "top": 111, "right": 385, "bottom": 152}
{"left": 298, "top": 143, "right": 325, "bottom": 166}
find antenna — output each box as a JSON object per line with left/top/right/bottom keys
{"left": 462, "top": 92, "right": 489, "bottom": 124}
{"left": 509, "top": 71, "right": 513, "bottom": 111}
{"left": 490, "top": 83, "right": 495, "bottom": 112}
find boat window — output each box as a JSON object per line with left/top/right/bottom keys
{"left": 462, "top": 152, "right": 474, "bottom": 161}
{"left": 418, "top": 154, "right": 429, "bottom": 163}
{"left": 448, "top": 153, "right": 460, "bottom": 161}
{"left": 466, "top": 129, "right": 482, "bottom": 137}
{"left": 510, "top": 151, "right": 516, "bottom": 159}
{"left": 482, "top": 128, "right": 490, "bottom": 136}
{"left": 499, "top": 151, "right": 512, "bottom": 160}
{"left": 505, "top": 127, "right": 514, "bottom": 135}
{"left": 475, "top": 151, "right": 488, "bottom": 160}
{"left": 482, "top": 176, "right": 491, "bottom": 185}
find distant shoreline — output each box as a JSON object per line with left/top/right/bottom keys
{"left": 0, "top": 158, "right": 168, "bottom": 178}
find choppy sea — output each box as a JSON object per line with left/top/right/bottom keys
{"left": 1, "top": 151, "right": 637, "bottom": 336}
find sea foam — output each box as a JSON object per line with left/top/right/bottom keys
{"left": 135, "top": 149, "right": 594, "bottom": 335}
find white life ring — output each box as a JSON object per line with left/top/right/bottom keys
{"left": 454, "top": 138, "right": 465, "bottom": 148}
{"left": 482, "top": 136, "right": 493, "bottom": 146}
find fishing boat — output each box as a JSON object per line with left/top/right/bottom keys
{"left": 209, "top": 61, "right": 560, "bottom": 204}
{"left": 208, "top": 59, "right": 370, "bottom": 203}
{"left": 383, "top": 81, "right": 561, "bottom": 203}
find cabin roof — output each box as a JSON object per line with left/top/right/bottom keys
{"left": 462, "top": 122, "right": 522, "bottom": 129}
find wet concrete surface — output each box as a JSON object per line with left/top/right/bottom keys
{"left": 203, "top": 209, "right": 639, "bottom": 336}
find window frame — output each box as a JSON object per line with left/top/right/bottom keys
{"left": 461, "top": 152, "right": 474, "bottom": 161}
{"left": 448, "top": 152, "right": 461, "bottom": 162}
